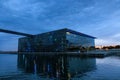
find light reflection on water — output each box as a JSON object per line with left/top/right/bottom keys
{"left": 0, "top": 54, "right": 120, "bottom": 80}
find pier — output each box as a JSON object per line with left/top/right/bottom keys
{"left": 0, "top": 49, "right": 120, "bottom": 58}
{"left": 18, "top": 49, "right": 120, "bottom": 58}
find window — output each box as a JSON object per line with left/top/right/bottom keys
{"left": 66, "top": 32, "right": 70, "bottom": 35}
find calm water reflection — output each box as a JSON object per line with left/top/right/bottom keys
{"left": 18, "top": 53, "right": 96, "bottom": 79}
{"left": 0, "top": 53, "right": 120, "bottom": 80}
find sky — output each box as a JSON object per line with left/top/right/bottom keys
{"left": 0, "top": 0, "right": 120, "bottom": 51}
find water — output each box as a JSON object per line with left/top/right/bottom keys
{"left": 0, "top": 54, "right": 120, "bottom": 80}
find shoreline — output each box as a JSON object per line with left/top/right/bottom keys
{"left": 0, "top": 52, "right": 18, "bottom": 54}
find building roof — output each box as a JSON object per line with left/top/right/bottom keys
{"left": 35, "top": 28, "right": 96, "bottom": 39}
{"left": 64, "top": 28, "right": 96, "bottom": 39}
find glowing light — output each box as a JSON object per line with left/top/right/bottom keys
{"left": 66, "top": 32, "right": 70, "bottom": 35}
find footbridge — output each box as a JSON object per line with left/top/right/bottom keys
{"left": 0, "top": 28, "right": 33, "bottom": 37}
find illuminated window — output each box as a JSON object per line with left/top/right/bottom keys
{"left": 66, "top": 32, "right": 70, "bottom": 35}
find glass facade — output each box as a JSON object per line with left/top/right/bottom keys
{"left": 66, "top": 32, "right": 95, "bottom": 48}
{"left": 18, "top": 28, "right": 95, "bottom": 52}
{"left": 33, "top": 30, "right": 66, "bottom": 52}
{"left": 18, "top": 29, "right": 66, "bottom": 52}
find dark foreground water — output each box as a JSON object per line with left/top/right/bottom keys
{"left": 0, "top": 54, "right": 120, "bottom": 80}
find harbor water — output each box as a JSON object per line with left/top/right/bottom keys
{"left": 0, "top": 54, "right": 120, "bottom": 80}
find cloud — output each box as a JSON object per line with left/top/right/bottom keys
{"left": 95, "top": 38, "right": 120, "bottom": 46}
{"left": 113, "top": 33, "right": 120, "bottom": 38}
{"left": 1, "top": 0, "right": 54, "bottom": 18}
{"left": 0, "top": 0, "right": 120, "bottom": 50}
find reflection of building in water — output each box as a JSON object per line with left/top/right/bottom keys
{"left": 18, "top": 28, "right": 96, "bottom": 52}
{"left": 18, "top": 53, "right": 96, "bottom": 79}
{"left": 68, "top": 57, "right": 96, "bottom": 76}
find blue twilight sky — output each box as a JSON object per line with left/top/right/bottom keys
{"left": 0, "top": 0, "right": 120, "bottom": 51}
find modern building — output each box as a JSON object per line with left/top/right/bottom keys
{"left": 18, "top": 28, "right": 96, "bottom": 52}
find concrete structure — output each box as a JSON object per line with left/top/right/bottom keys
{"left": 18, "top": 28, "right": 96, "bottom": 52}
{"left": 0, "top": 28, "right": 33, "bottom": 37}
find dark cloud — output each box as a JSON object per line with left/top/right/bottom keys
{"left": 0, "top": 0, "right": 120, "bottom": 50}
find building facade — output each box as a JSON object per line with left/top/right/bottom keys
{"left": 18, "top": 28, "right": 96, "bottom": 52}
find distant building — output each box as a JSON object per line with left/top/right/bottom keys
{"left": 18, "top": 28, "right": 96, "bottom": 52}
